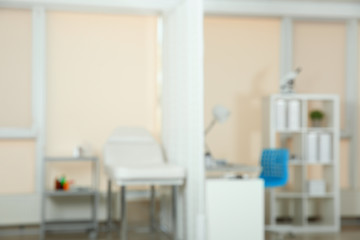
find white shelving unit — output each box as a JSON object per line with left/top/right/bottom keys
{"left": 262, "top": 94, "right": 340, "bottom": 234}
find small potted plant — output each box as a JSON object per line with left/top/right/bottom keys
{"left": 310, "top": 110, "right": 325, "bottom": 127}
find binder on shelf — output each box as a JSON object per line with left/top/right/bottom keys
{"left": 308, "top": 180, "right": 326, "bottom": 195}
{"left": 276, "top": 99, "right": 287, "bottom": 130}
{"left": 288, "top": 100, "right": 300, "bottom": 130}
{"left": 319, "top": 133, "right": 331, "bottom": 164}
{"left": 307, "top": 132, "right": 318, "bottom": 163}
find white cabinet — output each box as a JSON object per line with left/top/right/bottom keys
{"left": 206, "top": 179, "right": 264, "bottom": 240}
{"left": 262, "top": 94, "right": 340, "bottom": 234}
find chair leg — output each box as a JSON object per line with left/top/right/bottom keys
{"left": 107, "top": 179, "right": 112, "bottom": 232}
{"left": 120, "top": 186, "right": 127, "bottom": 240}
{"left": 150, "top": 185, "right": 156, "bottom": 232}
{"left": 172, "top": 186, "right": 177, "bottom": 240}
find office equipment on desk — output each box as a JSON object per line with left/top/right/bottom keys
{"left": 54, "top": 176, "right": 73, "bottom": 191}
{"left": 276, "top": 99, "right": 287, "bottom": 130}
{"left": 259, "top": 149, "right": 289, "bottom": 188}
{"left": 288, "top": 100, "right": 300, "bottom": 130}
{"left": 307, "top": 132, "right": 318, "bottom": 163}
{"left": 40, "top": 156, "right": 99, "bottom": 240}
{"left": 280, "top": 67, "right": 301, "bottom": 94}
{"left": 104, "top": 127, "right": 185, "bottom": 240}
{"left": 319, "top": 133, "right": 331, "bottom": 164}
{"left": 206, "top": 162, "right": 261, "bottom": 179}
{"left": 204, "top": 105, "right": 230, "bottom": 166}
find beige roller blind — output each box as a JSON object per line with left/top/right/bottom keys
{"left": 46, "top": 12, "right": 158, "bottom": 190}
{"left": 293, "top": 21, "right": 347, "bottom": 184}
{"left": 0, "top": 140, "right": 36, "bottom": 194}
{"left": 0, "top": 9, "right": 32, "bottom": 128}
{"left": 0, "top": 9, "right": 35, "bottom": 195}
{"left": 204, "top": 17, "right": 281, "bottom": 165}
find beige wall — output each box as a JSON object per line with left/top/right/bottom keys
{"left": 46, "top": 12, "right": 158, "bottom": 190}
{"left": 293, "top": 21, "right": 346, "bottom": 129}
{"left": 293, "top": 21, "right": 348, "bottom": 186}
{"left": 204, "top": 17, "right": 281, "bottom": 165}
{"left": 0, "top": 9, "right": 34, "bottom": 195}
{"left": 0, "top": 11, "right": 358, "bottom": 195}
{"left": 0, "top": 9, "right": 32, "bottom": 128}
{"left": 0, "top": 140, "right": 36, "bottom": 194}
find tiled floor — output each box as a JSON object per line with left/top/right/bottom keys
{"left": 2, "top": 226, "right": 360, "bottom": 240}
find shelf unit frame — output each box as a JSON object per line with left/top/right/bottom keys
{"left": 40, "top": 156, "right": 99, "bottom": 239}
{"left": 263, "top": 94, "right": 340, "bottom": 234}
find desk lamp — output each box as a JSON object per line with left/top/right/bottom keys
{"left": 205, "top": 105, "right": 230, "bottom": 166}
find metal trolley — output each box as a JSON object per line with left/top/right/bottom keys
{"left": 40, "top": 156, "right": 99, "bottom": 240}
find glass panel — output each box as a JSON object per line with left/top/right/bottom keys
{"left": 46, "top": 12, "right": 158, "bottom": 191}
{"left": 0, "top": 140, "right": 36, "bottom": 194}
{"left": 293, "top": 21, "right": 346, "bottom": 129}
{"left": 293, "top": 21, "right": 347, "bottom": 191}
{"left": 0, "top": 9, "right": 32, "bottom": 128}
{"left": 204, "top": 17, "right": 281, "bottom": 164}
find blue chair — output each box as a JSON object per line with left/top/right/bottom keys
{"left": 260, "top": 149, "right": 289, "bottom": 188}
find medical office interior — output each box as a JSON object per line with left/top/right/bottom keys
{"left": 1, "top": 0, "right": 360, "bottom": 240}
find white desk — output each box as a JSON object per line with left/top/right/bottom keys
{"left": 206, "top": 178, "right": 264, "bottom": 240}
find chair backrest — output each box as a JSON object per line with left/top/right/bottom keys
{"left": 104, "top": 127, "right": 164, "bottom": 166}
{"left": 259, "top": 149, "right": 289, "bottom": 188}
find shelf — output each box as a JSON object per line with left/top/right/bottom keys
{"left": 289, "top": 160, "right": 304, "bottom": 166}
{"left": 44, "top": 220, "right": 96, "bottom": 231}
{"left": 45, "top": 189, "right": 97, "bottom": 197}
{"left": 307, "top": 193, "right": 334, "bottom": 198}
{"left": 289, "top": 161, "right": 333, "bottom": 166}
{"left": 276, "top": 128, "right": 335, "bottom": 134}
{"left": 265, "top": 224, "right": 338, "bottom": 233}
{"left": 306, "top": 162, "right": 333, "bottom": 166}
{"left": 306, "top": 127, "right": 334, "bottom": 132}
{"left": 45, "top": 156, "right": 97, "bottom": 162}
{"left": 275, "top": 192, "right": 305, "bottom": 198}
{"left": 264, "top": 94, "right": 339, "bottom": 233}
{"left": 275, "top": 129, "right": 304, "bottom": 134}
{"left": 275, "top": 192, "right": 334, "bottom": 198}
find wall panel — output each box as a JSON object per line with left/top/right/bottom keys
{"left": 204, "top": 17, "right": 280, "bottom": 165}
{"left": 0, "top": 140, "right": 36, "bottom": 194}
{"left": 46, "top": 12, "right": 158, "bottom": 190}
{"left": 293, "top": 21, "right": 347, "bottom": 186}
{"left": 0, "top": 9, "right": 32, "bottom": 128}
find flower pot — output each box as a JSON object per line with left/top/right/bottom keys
{"left": 311, "top": 119, "right": 322, "bottom": 127}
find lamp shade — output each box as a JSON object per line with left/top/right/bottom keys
{"left": 212, "top": 105, "right": 230, "bottom": 123}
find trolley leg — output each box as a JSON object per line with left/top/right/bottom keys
{"left": 120, "top": 186, "right": 127, "bottom": 240}
{"left": 172, "top": 186, "right": 177, "bottom": 240}
{"left": 107, "top": 180, "right": 112, "bottom": 232}
{"left": 150, "top": 185, "right": 156, "bottom": 232}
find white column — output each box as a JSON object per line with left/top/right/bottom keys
{"left": 280, "top": 17, "right": 293, "bottom": 86}
{"left": 345, "top": 19, "right": 358, "bottom": 191}
{"left": 162, "top": 0, "right": 205, "bottom": 239}
{"left": 32, "top": 6, "right": 46, "bottom": 193}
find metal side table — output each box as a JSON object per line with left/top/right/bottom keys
{"left": 40, "top": 156, "right": 99, "bottom": 240}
